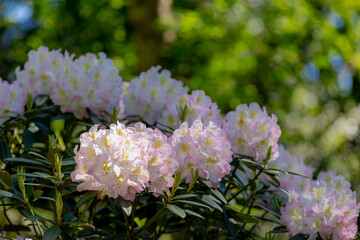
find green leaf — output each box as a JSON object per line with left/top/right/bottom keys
{"left": 210, "top": 189, "right": 227, "bottom": 204}
{"left": 199, "top": 196, "right": 223, "bottom": 212}
{"left": 35, "top": 121, "right": 52, "bottom": 135}
{"left": 76, "top": 191, "right": 98, "bottom": 208}
{"left": 44, "top": 225, "right": 61, "bottom": 240}
{"left": 0, "top": 190, "right": 22, "bottom": 200}
{"left": 223, "top": 211, "right": 239, "bottom": 237}
{"left": 0, "top": 141, "right": 11, "bottom": 161}
{"left": 263, "top": 145, "right": 272, "bottom": 167}
{"left": 227, "top": 211, "right": 261, "bottom": 223}
{"left": 5, "top": 157, "right": 49, "bottom": 167}
{"left": 289, "top": 234, "right": 308, "bottom": 240}
{"left": 23, "top": 130, "right": 34, "bottom": 152}
{"left": 172, "top": 194, "right": 198, "bottom": 200}
{"left": 167, "top": 204, "right": 186, "bottom": 218}
{"left": 184, "top": 209, "right": 204, "bottom": 219}
{"left": 32, "top": 190, "right": 43, "bottom": 201}
{"left": 34, "top": 95, "right": 49, "bottom": 107}
{"left": 0, "top": 171, "right": 12, "bottom": 188}
{"left": 86, "top": 108, "right": 100, "bottom": 124}
{"left": 164, "top": 225, "right": 187, "bottom": 233}
{"left": 26, "top": 92, "right": 33, "bottom": 110}
{"left": 175, "top": 200, "right": 211, "bottom": 209}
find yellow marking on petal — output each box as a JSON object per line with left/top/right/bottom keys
{"left": 315, "top": 188, "right": 323, "bottom": 199}
{"left": 236, "top": 137, "right": 245, "bottom": 144}
{"left": 103, "top": 136, "right": 111, "bottom": 148}
{"left": 154, "top": 140, "right": 162, "bottom": 149}
{"left": 159, "top": 77, "right": 167, "bottom": 85}
{"left": 238, "top": 110, "right": 246, "bottom": 119}
{"left": 196, "top": 96, "right": 202, "bottom": 104}
{"left": 116, "top": 128, "right": 122, "bottom": 136}
{"left": 38, "top": 53, "right": 46, "bottom": 63}
{"left": 149, "top": 156, "right": 158, "bottom": 164}
{"left": 338, "top": 196, "right": 347, "bottom": 204}
{"left": 141, "top": 78, "right": 147, "bottom": 88}
{"left": 125, "top": 140, "right": 130, "bottom": 145}
{"left": 116, "top": 174, "right": 124, "bottom": 182}
{"left": 29, "top": 68, "right": 36, "bottom": 76}
{"left": 102, "top": 162, "right": 111, "bottom": 172}
{"left": 88, "top": 148, "right": 95, "bottom": 157}
{"left": 260, "top": 139, "right": 268, "bottom": 146}
{"left": 345, "top": 210, "right": 352, "bottom": 215}
{"left": 150, "top": 88, "right": 158, "bottom": 98}
{"left": 236, "top": 119, "right": 245, "bottom": 128}
{"left": 250, "top": 110, "right": 257, "bottom": 119}
{"left": 335, "top": 181, "right": 342, "bottom": 190}
{"left": 90, "top": 131, "right": 96, "bottom": 139}
{"left": 206, "top": 156, "right": 217, "bottom": 164}
{"left": 122, "top": 151, "right": 129, "bottom": 162}
{"left": 204, "top": 137, "right": 213, "bottom": 147}
{"left": 10, "top": 91, "right": 16, "bottom": 100}
{"left": 70, "top": 76, "right": 79, "bottom": 86}
{"left": 325, "top": 176, "right": 332, "bottom": 184}
{"left": 165, "top": 158, "right": 171, "bottom": 164}
{"left": 166, "top": 114, "right": 175, "bottom": 125}
{"left": 82, "top": 165, "right": 88, "bottom": 172}
{"left": 123, "top": 85, "right": 128, "bottom": 95}
{"left": 186, "top": 162, "right": 195, "bottom": 169}
{"left": 180, "top": 129, "right": 187, "bottom": 136}
{"left": 179, "top": 143, "right": 190, "bottom": 153}
{"left": 130, "top": 92, "right": 136, "bottom": 101}
{"left": 94, "top": 71, "right": 101, "bottom": 81}
{"left": 167, "top": 87, "right": 174, "bottom": 96}
{"left": 324, "top": 205, "right": 332, "bottom": 215}
{"left": 258, "top": 124, "right": 268, "bottom": 132}
{"left": 188, "top": 107, "right": 194, "bottom": 117}
{"left": 65, "top": 67, "right": 70, "bottom": 76}
{"left": 52, "top": 59, "right": 60, "bottom": 68}
{"left": 39, "top": 73, "right": 50, "bottom": 81}
{"left": 291, "top": 208, "right": 299, "bottom": 218}
{"left": 132, "top": 167, "right": 141, "bottom": 174}
{"left": 179, "top": 95, "right": 187, "bottom": 106}
{"left": 84, "top": 62, "right": 91, "bottom": 71}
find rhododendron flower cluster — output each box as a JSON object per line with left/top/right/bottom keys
{"left": 71, "top": 122, "right": 178, "bottom": 201}
{"left": 15, "top": 46, "right": 123, "bottom": 119}
{"left": 0, "top": 79, "right": 27, "bottom": 125}
{"left": 222, "top": 103, "right": 281, "bottom": 161}
{"left": 122, "top": 66, "right": 188, "bottom": 124}
{"left": 280, "top": 171, "right": 359, "bottom": 240}
{"left": 169, "top": 119, "right": 233, "bottom": 187}
{"left": 159, "top": 90, "right": 223, "bottom": 128}
{"left": 268, "top": 145, "right": 314, "bottom": 192}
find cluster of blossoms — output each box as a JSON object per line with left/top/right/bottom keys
{"left": 267, "top": 145, "right": 314, "bottom": 192}
{"left": 122, "top": 66, "right": 188, "bottom": 124}
{"left": 71, "top": 122, "right": 178, "bottom": 200}
{"left": 15, "top": 46, "right": 123, "bottom": 119}
{"left": 159, "top": 90, "right": 223, "bottom": 129}
{"left": 281, "top": 171, "right": 359, "bottom": 240}
{"left": 222, "top": 103, "right": 281, "bottom": 161}
{"left": 169, "top": 119, "right": 233, "bottom": 187}
{"left": 0, "top": 79, "right": 27, "bottom": 125}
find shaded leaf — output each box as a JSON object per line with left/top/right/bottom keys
{"left": 23, "top": 130, "right": 34, "bottom": 152}
{"left": 184, "top": 209, "right": 204, "bottom": 219}
{"left": 75, "top": 191, "right": 98, "bottom": 208}
{"left": 167, "top": 204, "right": 186, "bottom": 218}
{"left": 0, "top": 141, "right": 11, "bottom": 161}
{"left": 44, "top": 225, "right": 61, "bottom": 240}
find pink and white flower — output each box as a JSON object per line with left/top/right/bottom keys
{"left": 222, "top": 103, "right": 281, "bottom": 161}
{"left": 170, "top": 119, "right": 233, "bottom": 187}
{"left": 71, "top": 122, "right": 178, "bottom": 201}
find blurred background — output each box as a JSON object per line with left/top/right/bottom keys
{"left": 1, "top": 0, "right": 360, "bottom": 193}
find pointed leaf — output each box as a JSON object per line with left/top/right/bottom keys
{"left": 44, "top": 225, "right": 61, "bottom": 240}
{"left": 167, "top": 204, "right": 186, "bottom": 218}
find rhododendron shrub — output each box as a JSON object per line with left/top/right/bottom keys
{"left": 0, "top": 47, "right": 358, "bottom": 240}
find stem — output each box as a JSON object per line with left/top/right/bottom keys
{"left": 133, "top": 206, "right": 167, "bottom": 238}
{"left": 224, "top": 161, "right": 240, "bottom": 196}
{"left": 1, "top": 200, "right": 20, "bottom": 236}
{"left": 29, "top": 205, "right": 44, "bottom": 236}
{"left": 228, "top": 169, "right": 263, "bottom": 202}
{"left": 130, "top": 197, "right": 138, "bottom": 234}
{"left": 79, "top": 198, "right": 94, "bottom": 222}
